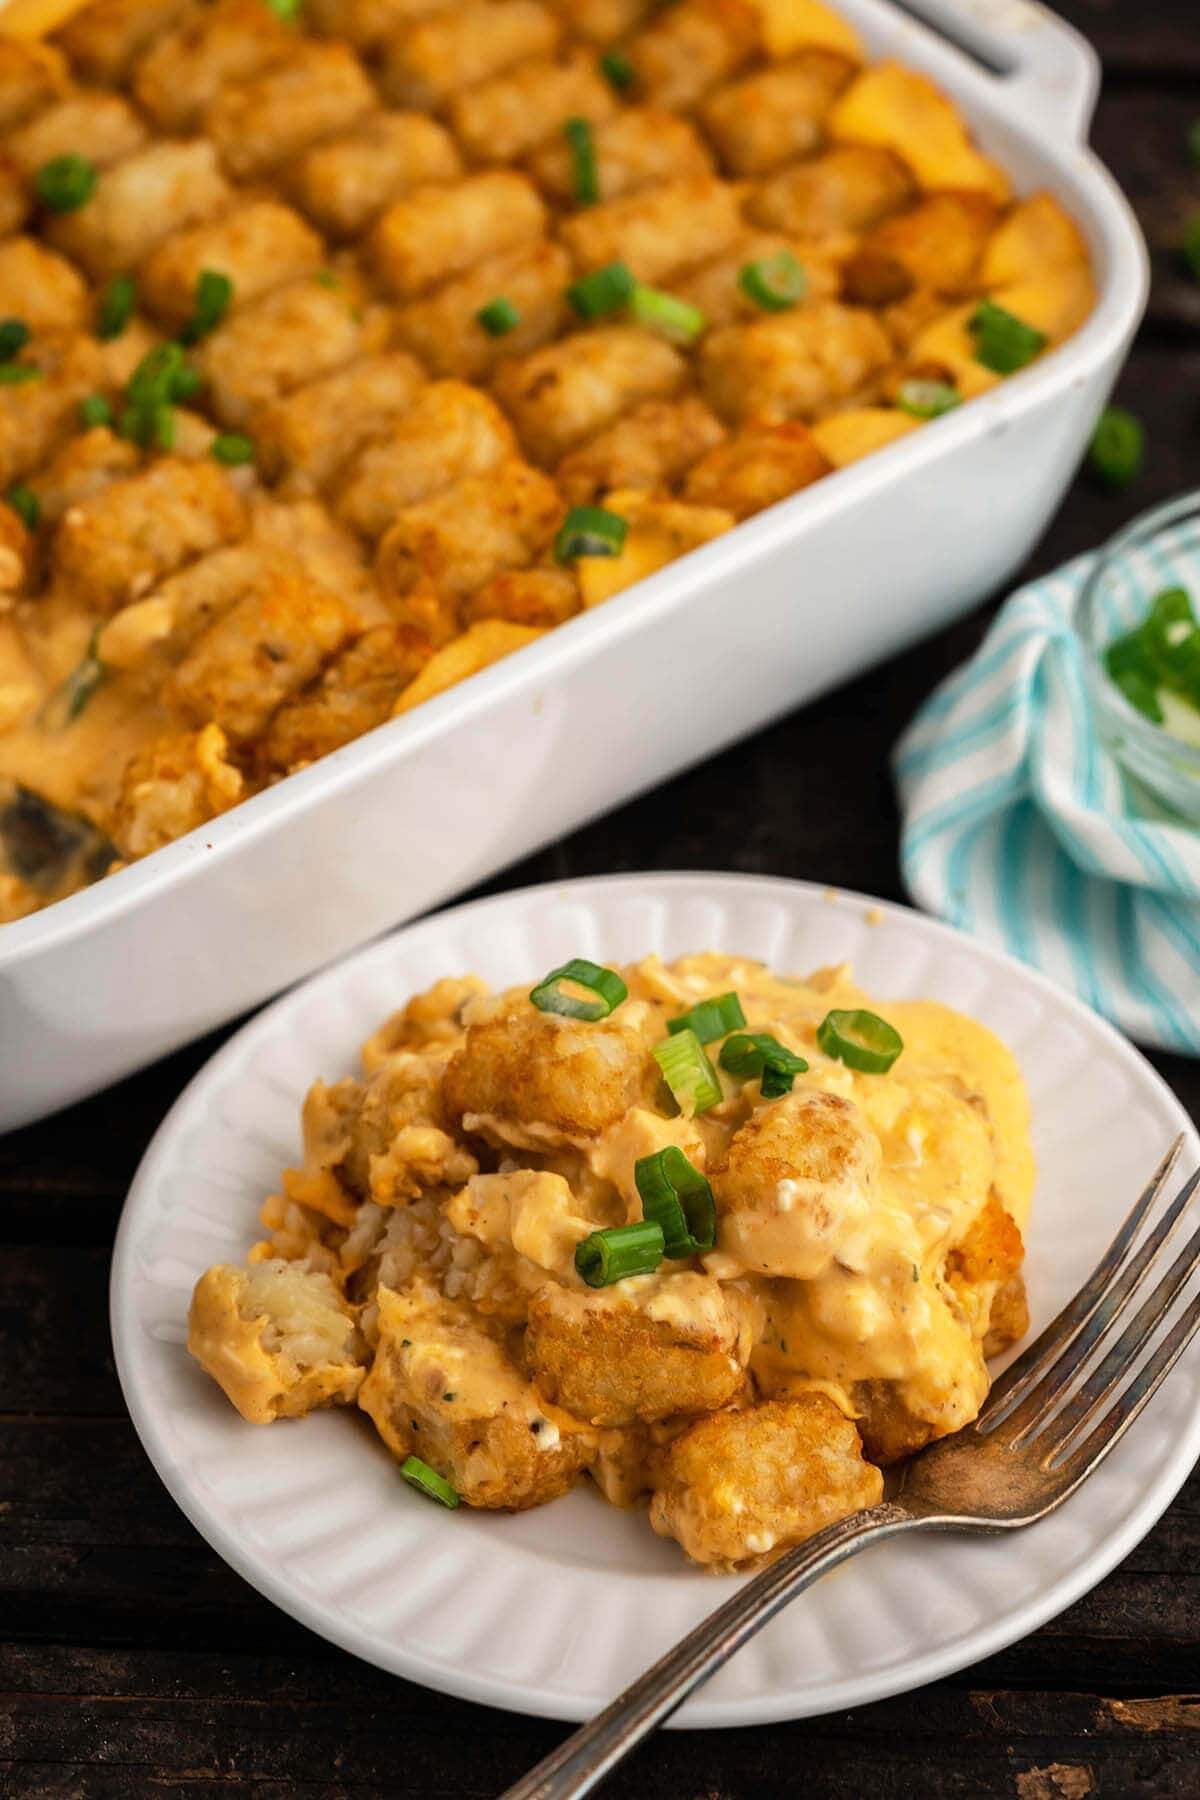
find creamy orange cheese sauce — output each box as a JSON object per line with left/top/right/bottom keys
{"left": 187, "top": 952, "right": 1034, "bottom": 1568}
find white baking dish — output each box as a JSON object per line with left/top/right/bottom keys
{"left": 0, "top": 0, "right": 1147, "bottom": 1131}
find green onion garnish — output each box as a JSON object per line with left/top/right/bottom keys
{"left": 4, "top": 484, "right": 39, "bottom": 531}
{"left": 265, "top": 0, "right": 302, "bottom": 17}
{"left": 654, "top": 1028, "right": 722, "bottom": 1117}
{"left": 1183, "top": 215, "right": 1200, "bottom": 283}
{"left": 554, "top": 504, "right": 628, "bottom": 561}
{"left": 476, "top": 296, "right": 521, "bottom": 336}
{"left": 179, "top": 270, "right": 232, "bottom": 345}
{"left": 1106, "top": 589, "right": 1200, "bottom": 716}
{"left": 630, "top": 284, "right": 706, "bottom": 342}
{"left": 738, "top": 251, "right": 807, "bottom": 312}
{"left": 816, "top": 1009, "right": 903, "bottom": 1074}
{"left": 1087, "top": 405, "right": 1143, "bottom": 489}
{"left": 529, "top": 956, "right": 628, "bottom": 1020}
{"left": 79, "top": 393, "right": 112, "bottom": 429}
{"left": 1113, "top": 668, "right": 1163, "bottom": 723}
{"left": 0, "top": 319, "right": 30, "bottom": 363}
{"left": 35, "top": 152, "right": 96, "bottom": 214}
{"left": 39, "top": 626, "right": 106, "bottom": 728}
{"left": 566, "top": 259, "right": 635, "bottom": 320}
{"left": 968, "top": 299, "right": 1047, "bottom": 374}
{"left": 398, "top": 1455, "right": 460, "bottom": 1508}
{"left": 564, "top": 116, "right": 599, "bottom": 206}
{"left": 211, "top": 431, "right": 255, "bottom": 465}
{"left": 97, "top": 275, "right": 136, "bottom": 341}
{"left": 896, "top": 378, "right": 961, "bottom": 421}
{"left": 575, "top": 1220, "right": 664, "bottom": 1287}
{"left": 0, "top": 364, "right": 42, "bottom": 385}
{"left": 600, "top": 49, "right": 634, "bottom": 90}
{"left": 667, "top": 991, "right": 745, "bottom": 1043}
{"left": 634, "top": 1147, "right": 716, "bottom": 1257}
{"left": 119, "top": 344, "right": 196, "bottom": 448}
{"left": 719, "top": 1031, "right": 809, "bottom": 1097}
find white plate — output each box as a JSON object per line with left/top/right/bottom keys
{"left": 111, "top": 873, "right": 1200, "bottom": 1727}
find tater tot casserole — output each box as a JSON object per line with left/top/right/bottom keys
{"left": 0, "top": 0, "right": 1096, "bottom": 920}
{"left": 187, "top": 951, "right": 1035, "bottom": 1569}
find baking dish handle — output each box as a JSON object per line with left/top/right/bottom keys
{"left": 899, "top": 0, "right": 1101, "bottom": 144}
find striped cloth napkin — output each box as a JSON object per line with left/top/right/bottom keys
{"left": 893, "top": 548, "right": 1200, "bottom": 1055}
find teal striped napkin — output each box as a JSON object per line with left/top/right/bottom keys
{"left": 893, "top": 550, "right": 1200, "bottom": 1055}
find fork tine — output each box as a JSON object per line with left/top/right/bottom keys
{"left": 1029, "top": 1214, "right": 1200, "bottom": 1461}
{"left": 1046, "top": 1286, "right": 1200, "bottom": 1488}
{"left": 977, "top": 1136, "right": 1188, "bottom": 1433}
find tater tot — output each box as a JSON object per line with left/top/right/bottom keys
{"left": 375, "top": 459, "right": 562, "bottom": 603}
{"left": 105, "top": 721, "right": 244, "bottom": 859}
{"left": 8, "top": 93, "right": 148, "bottom": 179}
{"left": 0, "top": 159, "right": 30, "bottom": 240}
{"left": 287, "top": 112, "right": 463, "bottom": 241}
{"left": 0, "top": 238, "right": 89, "bottom": 336}
{"left": 259, "top": 622, "right": 434, "bottom": 775}
{"left": 53, "top": 458, "right": 248, "bottom": 614}
{"left": 53, "top": 0, "right": 192, "bottom": 83}
{"left": 552, "top": 0, "right": 654, "bottom": 39}
{"left": 377, "top": 0, "right": 561, "bottom": 110}
{"left": 164, "top": 561, "right": 360, "bottom": 744}
{"left": 673, "top": 231, "right": 841, "bottom": 327}
{"left": 700, "top": 48, "right": 855, "bottom": 174}
{"left": 204, "top": 42, "right": 376, "bottom": 181}
{"left": 449, "top": 52, "right": 616, "bottom": 165}
{"left": 393, "top": 240, "right": 571, "bottom": 381}
{"left": 649, "top": 1395, "right": 883, "bottom": 1569}
{"left": 628, "top": 0, "right": 760, "bottom": 109}
{"left": 139, "top": 202, "right": 324, "bottom": 330}
{"left": 528, "top": 106, "right": 713, "bottom": 204}
{"left": 560, "top": 176, "right": 742, "bottom": 283}
{"left": 253, "top": 351, "right": 427, "bottom": 492}
{"left": 747, "top": 142, "right": 915, "bottom": 235}
{"left": 335, "top": 380, "right": 516, "bottom": 539}
{"left": 700, "top": 300, "right": 892, "bottom": 423}
{"left": 188, "top": 1260, "right": 365, "bottom": 1424}
{"left": 305, "top": 0, "right": 456, "bottom": 49}
{"left": 369, "top": 171, "right": 546, "bottom": 300}
{"left": 0, "top": 37, "right": 59, "bottom": 134}
{"left": 27, "top": 425, "right": 140, "bottom": 527}
{"left": 841, "top": 192, "right": 998, "bottom": 305}
{"left": 193, "top": 272, "right": 392, "bottom": 430}
{"left": 0, "top": 334, "right": 105, "bottom": 490}
{"left": 493, "top": 326, "right": 688, "bottom": 465}
{"left": 132, "top": 0, "right": 295, "bottom": 134}
{"left": 463, "top": 565, "right": 579, "bottom": 629}
{"left": 46, "top": 141, "right": 232, "bottom": 283}
{"left": 0, "top": 509, "right": 33, "bottom": 600}
{"left": 555, "top": 395, "right": 726, "bottom": 507}
{"left": 682, "top": 419, "right": 830, "bottom": 518}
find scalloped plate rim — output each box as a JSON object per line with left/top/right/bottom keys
{"left": 110, "top": 871, "right": 1200, "bottom": 1727}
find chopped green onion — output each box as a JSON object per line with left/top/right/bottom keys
{"left": 719, "top": 1030, "right": 809, "bottom": 1095}
{"left": 635, "top": 1147, "right": 716, "bottom": 1257}
{"left": 968, "top": 299, "right": 1047, "bottom": 375}
{"left": 119, "top": 344, "right": 196, "bottom": 448}
{"left": 96, "top": 275, "right": 136, "bottom": 341}
{"left": 564, "top": 115, "right": 599, "bottom": 206}
{"left": 79, "top": 393, "right": 112, "bottom": 429}
{"left": 667, "top": 991, "right": 745, "bottom": 1043}
{"left": 554, "top": 503, "right": 628, "bottom": 561}
{"left": 630, "top": 284, "right": 707, "bottom": 342}
{"left": 211, "top": 431, "right": 255, "bottom": 466}
{"left": 39, "top": 626, "right": 106, "bottom": 728}
{"left": 654, "top": 1028, "right": 722, "bottom": 1117}
{"left": 265, "top": 0, "right": 301, "bottom": 18}
{"left": 0, "top": 364, "right": 42, "bottom": 385}
{"left": 600, "top": 49, "right": 634, "bottom": 90}
{"left": 529, "top": 956, "right": 628, "bottom": 1020}
{"left": 35, "top": 152, "right": 96, "bottom": 213}
{"left": 575, "top": 1220, "right": 664, "bottom": 1287}
{"left": 816, "top": 1008, "right": 903, "bottom": 1074}
{"left": 1113, "top": 668, "right": 1164, "bottom": 723}
{"left": 738, "top": 251, "right": 807, "bottom": 312}
{"left": 1088, "top": 405, "right": 1143, "bottom": 489}
{"left": 896, "top": 378, "right": 961, "bottom": 420}
{"left": 4, "top": 484, "right": 39, "bottom": 531}
{"left": 314, "top": 268, "right": 338, "bottom": 288}
{"left": 476, "top": 296, "right": 521, "bottom": 336}
{"left": 398, "top": 1455, "right": 460, "bottom": 1508}
{"left": 179, "top": 269, "right": 232, "bottom": 345}
{"left": 1183, "top": 215, "right": 1200, "bottom": 284}
{"left": 0, "top": 319, "right": 30, "bottom": 363}
{"left": 567, "top": 259, "right": 635, "bottom": 320}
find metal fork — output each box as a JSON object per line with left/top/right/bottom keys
{"left": 499, "top": 1137, "right": 1200, "bottom": 1800}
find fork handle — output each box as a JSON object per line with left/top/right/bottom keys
{"left": 497, "top": 1501, "right": 919, "bottom": 1800}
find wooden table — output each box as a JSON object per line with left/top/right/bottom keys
{"left": 4, "top": 6, "right": 1200, "bottom": 1793}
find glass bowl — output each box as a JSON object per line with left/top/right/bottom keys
{"left": 1076, "top": 491, "right": 1200, "bottom": 825}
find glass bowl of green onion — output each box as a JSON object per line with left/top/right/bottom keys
{"left": 1076, "top": 491, "right": 1200, "bottom": 823}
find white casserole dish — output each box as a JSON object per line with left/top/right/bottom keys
{"left": 0, "top": 0, "right": 1148, "bottom": 1131}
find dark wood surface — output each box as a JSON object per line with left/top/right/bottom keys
{"left": 5, "top": 7, "right": 1200, "bottom": 1795}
